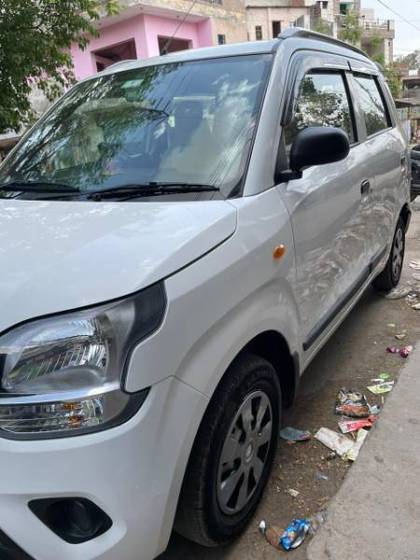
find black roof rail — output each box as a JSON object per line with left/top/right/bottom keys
{"left": 278, "top": 27, "right": 368, "bottom": 58}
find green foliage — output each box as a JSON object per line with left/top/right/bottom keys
{"left": 396, "top": 50, "right": 420, "bottom": 71}
{"left": 312, "top": 18, "right": 333, "bottom": 37}
{"left": 0, "top": 0, "right": 119, "bottom": 134}
{"left": 383, "top": 65, "right": 402, "bottom": 99}
{"left": 338, "top": 11, "right": 363, "bottom": 46}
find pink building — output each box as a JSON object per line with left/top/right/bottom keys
{"left": 71, "top": 1, "right": 247, "bottom": 80}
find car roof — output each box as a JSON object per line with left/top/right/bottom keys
{"left": 87, "top": 27, "right": 375, "bottom": 82}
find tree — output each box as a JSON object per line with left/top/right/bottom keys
{"left": 312, "top": 18, "right": 333, "bottom": 37}
{"left": 338, "top": 11, "right": 363, "bottom": 47}
{"left": 0, "top": 0, "right": 119, "bottom": 134}
{"left": 396, "top": 50, "right": 420, "bottom": 71}
{"left": 383, "top": 64, "right": 402, "bottom": 99}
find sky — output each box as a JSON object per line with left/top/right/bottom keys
{"left": 361, "top": 0, "right": 420, "bottom": 56}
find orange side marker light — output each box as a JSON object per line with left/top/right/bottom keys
{"left": 273, "top": 244, "right": 286, "bottom": 260}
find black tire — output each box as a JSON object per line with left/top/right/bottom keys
{"left": 175, "top": 353, "right": 281, "bottom": 547}
{"left": 373, "top": 217, "right": 405, "bottom": 293}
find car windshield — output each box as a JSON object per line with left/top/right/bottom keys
{"left": 0, "top": 55, "right": 272, "bottom": 199}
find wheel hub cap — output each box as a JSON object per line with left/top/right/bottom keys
{"left": 392, "top": 228, "right": 404, "bottom": 281}
{"left": 217, "top": 390, "right": 273, "bottom": 515}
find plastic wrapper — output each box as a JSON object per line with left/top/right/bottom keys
{"left": 367, "top": 381, "right": 394, "bottom": 395}
{"left": 400, "top": 345, "right": 413, "bottom": 358}
{"left": 279, "top": 426, "right": 311, "bottom": 442}
{"left": 315, "top": 427, "right": 354, "bottom": 456}
{"left": 338, "top": 415, "right": 376, "bottom": 433}
{"left": 345, "top": 428, "right": 368, "bottom": 461}
{"left": 280, "top": 519, "right": 311, "bottom": 551}
{"left": 335, "top": 388, "right": 370, "bottom": 418}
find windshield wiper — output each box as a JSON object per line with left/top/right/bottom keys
{"left": 138, "top": 107, "right": 170, "bottom": 118}
{"left": 0, "top": 181, "right": 80, "bottom": 193}
{"left": 85, "top": 182, "right": 220, "bottom": 200}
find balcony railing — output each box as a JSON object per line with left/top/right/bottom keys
{"left": 361, "top": 18, "right": 394, "bottom": 31}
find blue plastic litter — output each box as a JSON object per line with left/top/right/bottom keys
{"left": 280, "top": 518, "right": 311, "bottom": 551}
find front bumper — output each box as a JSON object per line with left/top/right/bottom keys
{"left": 0, "top": 377, "right": 207, "bottom": 560}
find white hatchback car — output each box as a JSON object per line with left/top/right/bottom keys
{"left": 0, "top": 28, "right": 410, "bottom": 560}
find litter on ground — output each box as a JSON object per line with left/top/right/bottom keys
{"left": 279, "top": 426, "right": 311, "bottom": 442}
{"left": 335, "top": 388, "right": 370, "bottom": 418}
{"left": 286, "top": 488, "right": 300, "bottom": 498}
{"left": 315, "top": 471, "right": 329, "bottom": 481}
{"left": 345, "top": 429, "right": 368, "bottom": 462}
{"left": 314, "top": 427, "right": 354, "bottom": 457}
{"left": 308, "top": 511, "right": 328, "bottom": 536}
{"left": 338, "top": 415, "right": 376, "bottom": 433}
{"left": 409, "top": 260, "right": 420, "bottom": 271}
{"left": 367, "top": 381, "right": 394, "bottom": 395}
{"left": 259, "top": 518, "right": 311, "bottom": 551}
{"left": 412, "top": 303, "right": 420, "bottom": 310}
{"left": 387, "top": 345, "right": 414, "bottom": 358}
{"left": 385, "top": 286, "right": 412, "bottom": 299}
{"left": 400, "top": 345, "right": 413, "bottom": 358}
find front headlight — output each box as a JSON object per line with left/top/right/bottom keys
{"left": 0, "top": 283, "right": 166, "bottom": 438}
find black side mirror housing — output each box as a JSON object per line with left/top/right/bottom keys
{"left": 278, "top": 126, "right": 350, "bottom": 182}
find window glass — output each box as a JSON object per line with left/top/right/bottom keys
{"left": 0, "top": 55, "right": 272, "bottom": 199}
{"left": 285, "top": 72, "right": 355, "bottom": 147}
{"left": 353, "top": 75, "right": 390, "bottom": 136}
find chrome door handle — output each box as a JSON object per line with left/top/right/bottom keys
{"left": 361, "top": 179, "right": 370, "bottom": 196}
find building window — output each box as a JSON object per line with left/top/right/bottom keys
{"left": 272, "top": 21, "right": 281, "bottom": 38}
{"left": 158, "top": 36, "right": 192, "bottom": 55}
{"left": 93, "top": 39, "right": 137, "bottom": 72}
{"left": 255, "top": 26, "right": 263, "bottom": 40}
{"left": 322, "top": 1, "right": 328, "bottom": 8}
{"left": 217, "top": 34, "right": 226, "bottom": 45}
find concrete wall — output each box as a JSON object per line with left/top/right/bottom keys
{"left": 246, "top": 5, "right": 311, "bottom": 41}
{"left": 71, "top": 1, "right": 247, "bottom": 79}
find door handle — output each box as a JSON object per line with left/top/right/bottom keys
{"left": 401, "top": 154, "right": 407, "bottom": 166}
{"left": 361, "top": 179, "right": 370, "bottom": 196}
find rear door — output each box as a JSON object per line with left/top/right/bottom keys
{"left": 276, "top": 52, "right": 373, "bottom": 355}
{"left": 348, "top": 67, "right": 409, "bottom": 251}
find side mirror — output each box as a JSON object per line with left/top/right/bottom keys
{"left": 281, "top": 127, "right": 350, "bottom": 181}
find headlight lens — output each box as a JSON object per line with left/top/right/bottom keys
{"left": 0, "top": 283, "right": 166, "bottom": 438}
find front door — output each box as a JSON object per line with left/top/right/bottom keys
{"left": 278, "top": 55, "right": 371, "bottom": 355}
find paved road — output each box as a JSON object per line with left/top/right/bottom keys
{"left": 160, "top": 202, "right": 420, "bottom": 560}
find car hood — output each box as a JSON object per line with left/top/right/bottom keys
{"left": 0, "top": 199, "right": 236, "bottom": 332}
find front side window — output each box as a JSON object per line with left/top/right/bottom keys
{"left": 284, "top": 72, "right": 355, "bottom": 148}
{"left": 353, "top": 74, "right": 390, "bottom": 137}
{"left": 0, "top": 55, "right": 272, "bottom": 199}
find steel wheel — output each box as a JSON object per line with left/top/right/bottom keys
{"left": 217, "top": 390, "right": 273, "bottom": 515}
{"left": 392, "top": 227, "right": 404, "bottom": 282}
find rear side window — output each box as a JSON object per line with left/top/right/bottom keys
{"left": 353, "top": 75, "right": 390, "bottom": 136}
{"left": 285, "top": 72, "right": 355, "bottom": 147}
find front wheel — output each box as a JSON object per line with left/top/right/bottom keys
{"left": 175, "top": 353, "right": 281, "bottom": 547}
{"left": 373, "top": 217, "right": 405, "bottom": 293}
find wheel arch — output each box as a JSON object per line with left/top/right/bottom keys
{"left": 241, "top": 330, "right": 299, "bottom": 408}
{"left": 400, "top": 203, "right": 411, "bottom": 233}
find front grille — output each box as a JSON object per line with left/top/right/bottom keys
{"left": 0, "top": 529, "right": 34, "bottom": 560}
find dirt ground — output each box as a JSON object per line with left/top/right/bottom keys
{"left": 160, "top": 201, "right": 420, "bottom": 560}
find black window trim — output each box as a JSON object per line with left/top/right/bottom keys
{"left": 352, "top": 72, "right": 393, "bottom": 140}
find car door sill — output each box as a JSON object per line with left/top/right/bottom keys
{"left": 303, "top": 246, "right": 388, "bottom": 351}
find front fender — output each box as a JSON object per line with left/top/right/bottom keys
{"left": 125, "top": 188, "right": 301, "bottom": 396}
